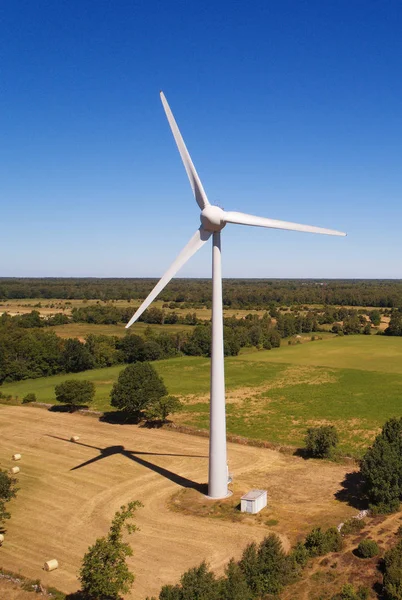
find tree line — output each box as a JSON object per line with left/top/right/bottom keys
{"left": 3, "top": 277, "right": 402, "bottom": 307}
{"left": 0, "top": 313, "right": 282, "bottom": 384}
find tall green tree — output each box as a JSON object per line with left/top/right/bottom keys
{"left": 219, "top": 559, "right": 252, "bottom": 600}
{"left": 79, "top": 501, "right": 142, "bottom": 600}
{"left": 361, "top": 417, "right": 402, "bottom": 512}
{"left": 383, "top": 539, "right": 402, "bottom": 599}
{"left": 61, "top": 338, "right": 95, "bottom": 373}
{"left": 110, "top": 362, "right": 167, "bottom": 420}
{"left": 239, "top": 534, "right": 293, "bottom": 597}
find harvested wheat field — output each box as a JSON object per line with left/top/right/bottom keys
{"left": 0, "top": 405, "right": 358, "bottom": 599}
{"left": 0, "top": 579, "right": 41, "bottom": 600}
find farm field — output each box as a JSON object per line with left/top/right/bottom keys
{"left": 0, "top": 405, "right": 357, "bottom": 599}
{"left": 2, "top": 336, "right": 402, "bottom": 456}
{"left": 51, "top": 321, "right": 194, "bottom": 339}
{"left": 0, "top": 297, "right": 270, "bottom": 321}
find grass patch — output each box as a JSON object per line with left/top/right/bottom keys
{"left": 2, "top": 336, "right": 402, "bottom": 456}
{"left": 237, "top": 335, "right": 402, "bottom": 374}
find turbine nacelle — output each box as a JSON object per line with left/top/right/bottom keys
{"left": 201, "top": 205, "right": 226, "bottom": 232}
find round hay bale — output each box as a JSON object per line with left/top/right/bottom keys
{"left": 12, "top": 453, "right": 21, "bottom": 461}
{"left": 70, "top": 436, "right": 80, "bottom": 442}
{"left": 44, "top": 559, "right": 58, "bottom": 572}
{"left": 10, "top": 466, "right": 20, "bottom": 475}
{"left": 0, "top": 534, "right": 4, "bottom": 544}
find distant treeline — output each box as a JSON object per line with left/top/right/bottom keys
{"left": 0, "top": 312, "right": 280, "bottom": 384}
{"left": 2, "top": 277, "right": 402, "bottom": 307}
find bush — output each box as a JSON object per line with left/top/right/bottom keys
{"left": 332, "top": 583, "right": 369, "bottom": 599}
{"left": 144, "top": 396, "right": 183, "bottom": 423}
{"left": 22, "top": 393, "right": 36, "bottom": 404}
{"left": 341, "top": 518, "right": 365, "bottom": 535}
{"left": 305, "top": 425, "right": 339, "bottom": 458}
{"left": 54, "top": 380, "right": 95, "bottom": 410}
{"left": 304, "top": 527, "right": 343, "bottom": 557}
{"left": 356, "top": 539, "right": 379, "bottom": 558}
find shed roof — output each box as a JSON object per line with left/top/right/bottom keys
{"left": 241, "top": 489, "right": 267, "bottom": 501}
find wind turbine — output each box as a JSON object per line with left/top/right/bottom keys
{"left": 126, "top": 92, "right": 346, "bottom": 499}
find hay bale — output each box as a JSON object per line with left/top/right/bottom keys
{"left": 12, "top": 453, "right": 21, "bottom": 461}
{"left": 70, "top": 436, "right": 80, "bottom": 442}
{"left": 44, "top": 559, "right": 58, "bottom": 572}
{"left": 10, "top": 466, "right": 20, "bottom": 475}
{"left": 0, "top": 534, "right": 4, "bottom": 544}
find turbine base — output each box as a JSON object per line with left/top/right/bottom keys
{"left": 204, "top": 490, "right": 233, "bottom": 501}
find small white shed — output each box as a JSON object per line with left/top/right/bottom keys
{"left": 240, "top": 489, "right": 267, "bottom": 514}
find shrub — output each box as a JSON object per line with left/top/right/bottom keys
{"left": 305, "top": 425, "right": 339, "bottom": 458}
{"left": 54, "top": 379, "right": 95, "bottom": 410}
{"left": 304, "top": 527, "right": 343, "bottom": 557}
{"left": 332, "top": 583, "right": 369, "bottom": 599}
{"left": 144, "top": 396, "right": 183, "bottom": 423}
{"left": 289, "top": 541, "right": 309, "bottom": 568}
{"left": 341, "top": 518, "right": 365, "bottom": 535}
{"left": 22, "top": 393, "right": 36, "bottom": 404}
{"left": 356, "top": 539, "right": 379, "bottom": 558}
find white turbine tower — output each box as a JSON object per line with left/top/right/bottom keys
{"left": 127, "top": 92, "right": 346, "bottom": 499}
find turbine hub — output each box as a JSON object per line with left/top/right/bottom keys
{"left": 200, "top": 205, "right": 226, "bottom": 232}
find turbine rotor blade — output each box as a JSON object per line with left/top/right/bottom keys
{"left": 223, "top": 211, "right": 346, "bottom": 237}
{"left": 160, "top": 91, "right": 210, "bottom": 210}
{"left": 126, "top": 227, "right": 212, "bottom": 328}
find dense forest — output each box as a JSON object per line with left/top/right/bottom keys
{"left": 2, "top": 278, "right": 402, "bottom": 307}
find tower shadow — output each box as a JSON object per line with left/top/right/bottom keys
{"left": 46, "top": 435, "right": 208, "bottom": 494}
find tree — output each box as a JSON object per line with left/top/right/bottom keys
{"left": 55, "top": 379, "right": 95, "bottom": 410}
{"left": 219, "top": 559, "right": 252, "bottom": 600}
{"left": 0, "top": 469, "right": 18, "bottom": 524}
{"left": 305, "top": 425, "right": 339, "bottom": 458}
{"left": 239, "top": 534, "right": 293, "bottom": 597}
{"left": 117, "top": 334, "right": 145, "bottom": 363}
{"left": 179, "top": 561, "right": 220, "bottom": 600}
{"left": 383, "top": 539, "right": 402, "bottom": 599}
{"left": 360, "top": 417, "right": 402, "bottom": 512}
{"left": 369, "top": 310, "right": 381, "bottom": 327}
{"left": 110, "top": 362, "right": 167, "bottom": 420}
{"left": 79, "top": 501, "right": 142, "bottom": 600}
{"left": 61, "top": 338, "right": 95, "bottom": 373}
{"left": 144, "top": 396, "right": 183, "bottom": 423}
{"left": 86, "top": 334, "right": 120, "bottom": 368}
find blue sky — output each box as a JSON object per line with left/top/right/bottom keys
{"left": 1, "top": 1, "right": 401, "bottom": 278}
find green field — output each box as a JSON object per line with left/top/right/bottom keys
{"left": 3, "top": 335, "right": 402, "bottom": 456}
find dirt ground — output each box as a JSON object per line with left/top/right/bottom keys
{"left": 0, "top": 405, "right": 358, "bottom": 599}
